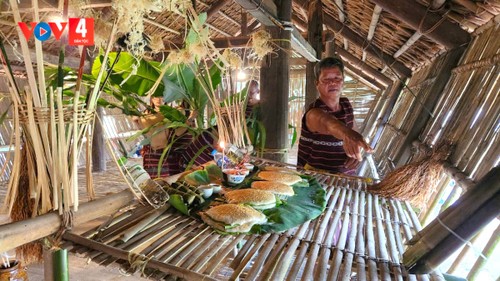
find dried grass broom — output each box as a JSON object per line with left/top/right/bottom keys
{"left": 11, "top": 146, "right": 43, "bottom": 264}
{"left": 368, "top": 142, "right": 451, "bottom": 209}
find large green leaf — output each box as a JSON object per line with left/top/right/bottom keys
{"left": 169, "top": 194, "right": 189, "bottom": 215}
{"left": 251, "top": 176, "right": 326, "bottom": 233}
{"left": 159, "top": 105, "right": 187, "bottom": 123}
{"left": 92, "top": 52, "right": 164, "bottom": 97}
{"left": 183, "top": 169, "right": 210, "bottom": 186}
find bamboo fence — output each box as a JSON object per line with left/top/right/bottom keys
{"left": 420, "top": 24, "right": 499, "bottom": 181}
{"left": 61, "top": 158, "right": 443, "bottom": 281}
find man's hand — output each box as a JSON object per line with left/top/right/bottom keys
{"left": 341, "top": 128, "right": 373, "bottom": 161}
{"left": 344, "top": 157, "right": 360, "bottom": 170}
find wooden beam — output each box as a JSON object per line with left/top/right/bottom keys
{"left": 260, "top": 1, "right": 292, "bottom": 162}
{"left": 371, "top": 0, "right": 470, "bottom": 49}
{"left": 364, "top": 5, "right": 382, "bottom": 61}
{"left": 0, "top": 190, "right": 134, "bottom": 253}
{"left": 335, "top": 47, "right": 392, "bottom": 86}
{"left": 305, "top": 0, "right": 323, "bottom": 109}
{"left": 241, "top": 11, "right": 248, "bottom": 36}
{"left": 63, "top": 232, "right": 219, "bottom": 281}
{"left": 334, "top": 0, "right": 349, "bottom": 49}
{"left": 233, "top": 0, "right": 278, "bottom": 26}
{"left": 3, "top": 45, "right": 82, "bottom": 69}
{"left": 393, "top": 32, "right": 422, "bottom": 58}
{"left": 292, "top": 27, "right": 317, "bottom": 62}
{"left": 344, "top": 65, "right": 385, "bottom": 91}
{"left": 322, "top": 13, "right": 413, "bottom": 78}
{"left": 206, "top": 0, "right": 230, "bottom": 19}
{"left": 144, "top": 18, "right": 180, "bottom": 35}
{"left": 294, "top": 0, "right": 412, "bottom": 78}
{"left": 234, "top": 0, "right": 316, "bottom": 61}
{"left": 1, "top": 0, "right": 111, "bottom": 13}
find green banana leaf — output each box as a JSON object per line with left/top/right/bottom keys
{"left": 92, "top": 52, "right": 165, "bottom": 97}
{"left": 169, "top": 194, "right": 189, "bottom": 215}
{"left": 251, "top": 176, "right": 326, "bottom": 233}
{"left": 183, "top": 169, "right": 210, "bottom": 186}
{"left": 205, "top": 163, "right": 223, "bottom": 181}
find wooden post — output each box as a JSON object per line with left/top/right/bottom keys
{"left": 403, "top": 166, "right": 500, "bottom": 274}
{"left": 304, "top": 0, "right": 323, "bottom": 110}
{"left": 0, "top": 189, "right": 135, "bottom": 253}
{"left": 260, "top": 0, "right": 292, "bottom": 162}
{"left": 43, "top": 248, "right": 54, "bottom": 281}
{"left": 92, "top": 106, "right": 107, "bottom": 172}
{"left": 241, "top": 10, "right": 248, "bottom": 36}
{"left": 394, "top": 46, "right": 467, "bottom": 166}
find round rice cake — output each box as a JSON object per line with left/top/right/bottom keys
{"left": 251, "top": 181, "right": 295, "bottom": 196}
{"left": 256, "top": 171, "right": 302, "bottom": 185}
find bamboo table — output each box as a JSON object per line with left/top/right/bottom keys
{"left": 62, "top": 158, "right": 444, "bottom": 280}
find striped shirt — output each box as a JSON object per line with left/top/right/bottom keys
{"left": 298, "top": 97, "right": 355, "bottom": 174}
{"left": 180, "top": 130, "right": 217, "bottom": 168}
{"left": 142, "top": 145, "right": 183, "bottom": 178}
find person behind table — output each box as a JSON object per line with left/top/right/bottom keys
{"left": 133, "top": 97, "right": 184, "bottom": 177}
{"left": 297, "top": 57, "right": 373, "bottom": 174}
{"left": 245, "top": 80, "right": 260, "bottom": 119}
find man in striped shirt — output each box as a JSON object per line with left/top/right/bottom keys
{"left": 298, "top": 57, "right": 373, "bottom": 175}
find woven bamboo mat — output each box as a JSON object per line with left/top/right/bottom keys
{"left": 62, "top": 159, "right": 444, "bottom": 281}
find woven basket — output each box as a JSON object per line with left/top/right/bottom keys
{"left": 18, "top": 103, "right": 94, "bottom": 125}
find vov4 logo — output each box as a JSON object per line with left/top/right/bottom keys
{"left": 18, "top": 18, "right": 94, "bottom": 46}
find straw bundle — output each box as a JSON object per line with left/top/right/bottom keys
{"left": 368, "top": 142, "right": 451, "bottom": 208}
{"left": 10, "top": 147, "right": 43, "bottom": 264}
{"left": 0, "top": 0, "right": 117, "bottom": 218}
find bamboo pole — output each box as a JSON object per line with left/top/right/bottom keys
{"left": 204, "top": 234, "right": 245, "bottom": 275}
{"left": 403, "top": 167, "right": 500, "bottom": 273}
{"left": 316, "top": 179, "right": 343, "bottom": 280}
{"left": 119, "top": 205, "right": 168, "bottom": 243}
{"left": 339, "top": 189, "right": 360, "bottom": 281}
{"left": 381, "top": 198, "right": 403, "bottom": 280}
{"left": 271, "top": 221, "right": 311, "bottom": 280}
{"left": 0, "top": 190, "right": 135, "bottom": 253}
{"left": 355, "top": 191, "right": 367, "bottom": 281}
{"left": 190, "top": 236, "right": 233, "bottom": 272}
{"left": 447, "top": 233, "right": 480, "bottom": 274}
{"left": 178, "top": 228, "right": 220, "bottom": 269}
{"left": 230, "top": 233, "right": 271, "bottom": 280}
{"left": 389, "top": 200, "right": 418, "bottom": 281}
{"left": 466, "top": 224, "right": 500, "bottom": 281}
{"left": 421, "top": 176, "right": 451, "bottom": 225}
{"left": 286, "top": 223, "right": 316, "bottom": 280}
{"left": 120, "top": 213, "right": 180, "bottom": 252}
{"left": 162, "top": 225, "right": 213, "bottom": 263}
{"left": 140, "top": 219, "right": 194, "bottom": 257}
{"left": 244, "top": 233, "right": 281, "bottom": 280}
{"left": 365, "top": 193, "right": 378, "bottom": 280}
{"left": 327, "top": 189, "right": 352, "bottom": 281}
{"left": 62, "top": 232, "right": 218, "bottom": 281}
{"left": 260, "top": 228, "right": 297, "bottom": 280}
{"left": 303, "top": 186, "right": 336, "bottom": 280}
{"left": 374, "top": 194, "right": 391, "bottom": 280}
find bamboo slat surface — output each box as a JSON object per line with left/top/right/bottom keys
{"left": 63, "top": 159, "right": 444, "bottom": 281}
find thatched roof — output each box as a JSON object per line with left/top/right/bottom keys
{"left": 1, "top": 0, "right": 498, "bottom": 88}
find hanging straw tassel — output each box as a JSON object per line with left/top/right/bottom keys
{"left": 11, "top": 145, "right": 43, "bottom": 264}
{"left": 368, "top": 142, "right": 451, "bottom": 208}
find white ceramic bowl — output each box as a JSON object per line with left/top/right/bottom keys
{"left": 222, "top": 169, "right": 246, "bottom": 185}
{"left": 243, "top": 163, "right": 255, "bottom": 171}
{"left": 209, "top": 183, "right": 222, "bottom": 193}
{"left": 198, "top": 185, "right": 214, "bottom": 198}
